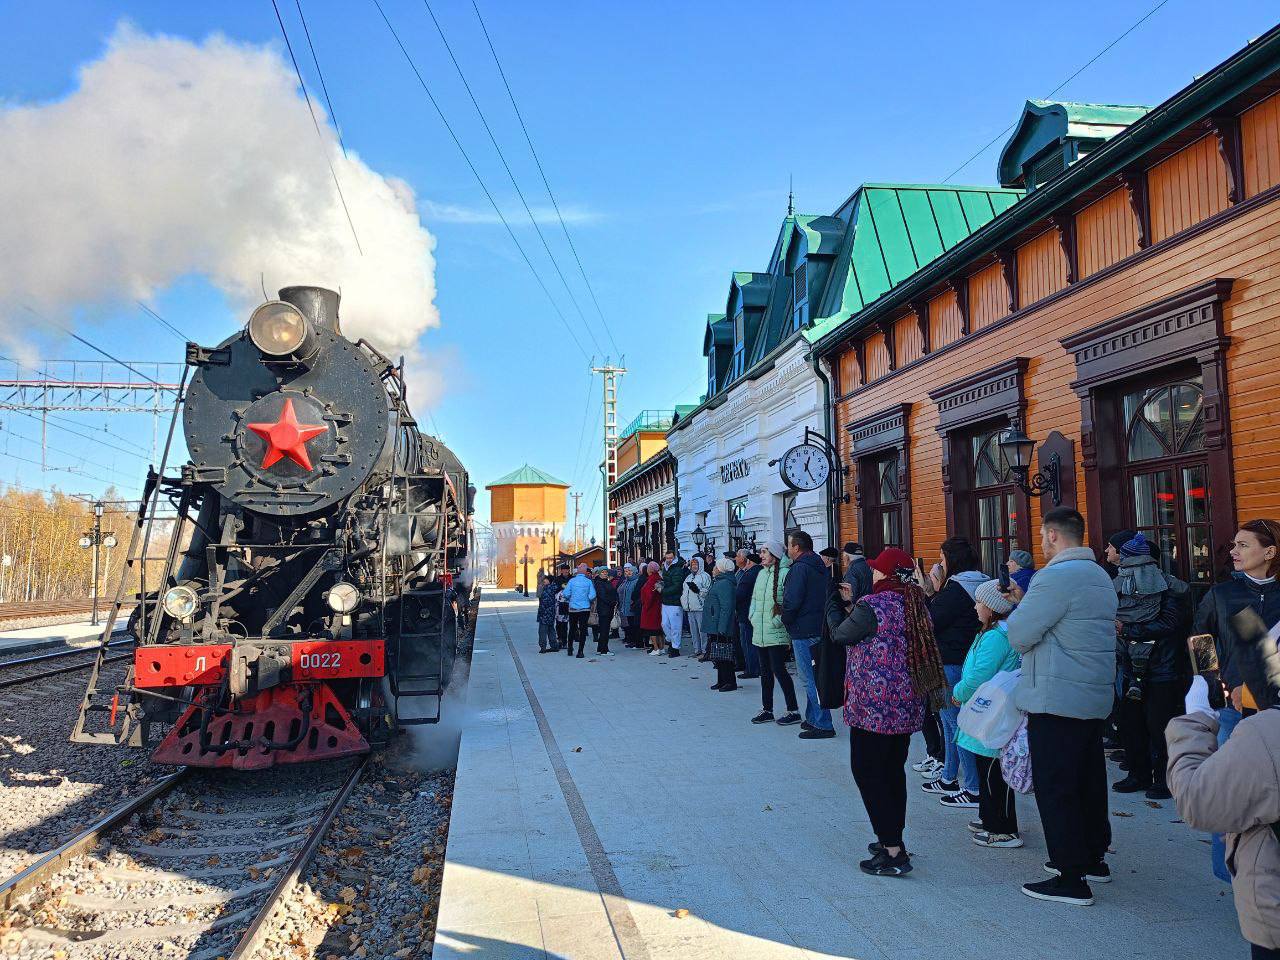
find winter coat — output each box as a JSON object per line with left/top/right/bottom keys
{"left": 816, "top": 575, "right": 853, "bottom": 709}
{"left": 1118, "top": 573, "right": 1192, "bottom": 684}
{"left": 843, "top": 554, "right": 873, "bottom": 602}
{"left": 929, "top": 572, "right": 985, "bottom": 665}
{"left": 735, "top": 565, "right": 762, "bottom": 624}
{"left": 1195, "top": 574, "right": 1280, "bottom": 691}
{"left": 953, "top": 623, "right": 1021, "bottom": 758}
{"left": 617, "top": 574, "right": 641, "bottom": 619}
{"left": 1007, "top": 546, "right": 1118, "bottom": 719}
{"left": 1168, "top": 708, "right": 1280, "bottom": 950}
{"left": 661, "top": 560, "right": 687, "bottom": 606}
{"left": 561, "top": 573, "right": 596, "bottom": 612}
{"left": 681, "top": 565, "right": 711, "bottom": 613}
{"left": 833, "top": 589, "right": 926, "bottom": 735}
{"left": 781, "top": 550, "right": 828, "bottom": 639}
{"left": 1114, "top": 553, "right": 1171, "bottom": 625}
{"left": 748, "top": 558, "right": 792, "bottom": 648}
{"left": 536, "top": 581, "right": 559, "bottom": 626}
{"left": 639, "top": 573, "right": 663, "bottom": 632}
{"left": 701, "top": 572, "right": 737, "bottom": 638}
{"left": 594, "top": 578, "right": 619, "bottom": 627}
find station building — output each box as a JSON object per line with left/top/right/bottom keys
{"left": 609, "top": 409, "right": 689, "bottom": 565}
{"left": 667, "top": 186, "right": 1019, "bottom": 558}
{"left": 806, "top": 28, "right": 1280, "bottom": 592}
{"left": 486, "top": 464, "right": 568, "bottom": 592}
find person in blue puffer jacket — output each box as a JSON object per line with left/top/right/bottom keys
{"left": 562, "top": 564, "right": 596, "bottom": 659}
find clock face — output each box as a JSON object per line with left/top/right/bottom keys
{"left": 781, "top": 444, "right": 831, "bottom": 491}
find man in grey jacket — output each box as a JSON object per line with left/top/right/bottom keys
{"left": 1007, "top": 507, "right": 1118, "bottom": 907}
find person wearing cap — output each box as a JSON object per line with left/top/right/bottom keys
{"left": 591, "top": 566, "right": 619, "bottom": 656}
{"left": 681, "top": 555, "right": 712, "bottom": 660}
{"left": 748, "top": 541, "right": 800, "bottom": 726}
{"left": 734, "top": 549, "right": 762, "bottom": 679}
{"left": 1006, "top": 550, "right": 1036, "bottom": 599}
{"left": 833, "top": 546, "right": 948, "bottom": 877}
{"left": 782, "top": 530, "right": 836, "bottom": 739}
{"left": 953, "top": 580, "right": 1023, "bottom": 848}
{"left": 842, "top": 542, "right": 873, "bottom": 603}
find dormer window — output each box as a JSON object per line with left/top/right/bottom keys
{"left": 707, "top": 353, "right": 718, "bottom": 398}
{"left": 791, "top": 261, "right": 809, "bottom": 331}
{"left": 731, "top": 311, "right": 746, "bottom": 380}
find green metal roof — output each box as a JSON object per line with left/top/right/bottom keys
{"left": 486, "top": 464, "right": 569, "bottom": 489}
{"left": 804, "top": 183, "right": 1023, "bottom": 343}
{"left": 998, "top": 100, "right": 1151, "bottom": 187}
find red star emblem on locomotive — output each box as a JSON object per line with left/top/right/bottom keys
{"left": 246, "top": 398, "right": 328, "bottom": 471}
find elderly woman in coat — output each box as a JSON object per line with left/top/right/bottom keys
{"left": 616, "top": 563, "right": 642, "bottom": 648}
{"left": 639, "top": 562, "right": 664, "bottom": 655}
{"left": 749, "top": 542, "right": 800, "bottom": 726}
{"left": 703, "top": 557, "right": 739, "bottom": 691}
{"left": 682, "top": 555, "right": 713, "bottom": 661}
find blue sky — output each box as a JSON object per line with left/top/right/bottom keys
{"left": 1, "top": 0, "right": 1277, "bottom": 536}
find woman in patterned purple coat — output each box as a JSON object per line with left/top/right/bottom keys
{"left": 833, "top": 546, "right": 948, "bottom": 877}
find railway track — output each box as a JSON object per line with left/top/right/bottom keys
{"left": 0, "top": 758, "right": 366, "bottom": 960}
{"left": 0, "top": 638, "right": 134, "bottom": 691}
{"left": 0, "top": 600, "right": 135, "bottom": 624}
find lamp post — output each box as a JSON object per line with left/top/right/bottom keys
{"left": 78, "top": 501, "right": 118, "bottom": 627}
{"left": 520, "top": 543, "right": 534, "bottom": 597}
{"left": 691, "top": 524, "right": 706, "bottom": 554}
{"left": 998, "top": 419, "right": 1062, "bottom": 505}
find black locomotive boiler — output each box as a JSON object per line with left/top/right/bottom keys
{"left": 73, "top": 286, "right": 474, "bottom": 769}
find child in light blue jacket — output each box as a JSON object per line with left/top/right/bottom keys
{"left": 954, "top": 579, "right": 1022, "bottom": 848}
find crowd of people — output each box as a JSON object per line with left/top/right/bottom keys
{"left": 526, "top": 512, "right": 1280, "bottom": 957}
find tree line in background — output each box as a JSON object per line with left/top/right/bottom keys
{"left": 0, "top": 487, "right": 173, "bottom": 606}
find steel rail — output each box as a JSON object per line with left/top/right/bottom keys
{"left": 0, "top": 638, "right": 134, "bottom": 691}
{"left": 0, "top": 770, "right": 188, "bottom": 910}
{"left": 229, "top": 756, "right": 368, "bottom": 959}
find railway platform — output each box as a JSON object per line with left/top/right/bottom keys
{"left": 435, "top": 590, "right": 1237, "bottom": 960}
{"left": 0, "top": 619, "right": 123, "bottom": 657}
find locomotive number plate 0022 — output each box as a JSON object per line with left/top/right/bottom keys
{"left": 290, "top": 640, "right": 385, "bottom": 679}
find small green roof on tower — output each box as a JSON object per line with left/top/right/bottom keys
{"left": 486, "top": 464, "right": 570, "bottom": 489}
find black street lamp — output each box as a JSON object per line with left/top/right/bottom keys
{"left": 691, "top": 524, "right": 706, "bottom": 552}
{"left": 999, "top": 419, "right": 1063, "bottom": 505}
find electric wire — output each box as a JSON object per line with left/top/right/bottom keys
{"left": 4, "top": 409, "right": 151, "bottom": 462}
{"left": 942, "top": 0, "right": 1172, "bottom": 183}
{"left": 135, "top": 301, "right": 191, "bottom": 343}
{"left": 0, "top": 424, "right": 136, "bottom": 481}
{"left": 567, "top": 373, "right": 596, "bottom": 490}
{"left": 369, "top": 0, "right": 591, "bottom": 360}
{"left": 20, "top": 307, "right": 163, "bottom": 386}
{"left": 269, "top": 0, "right": 364, "bottom": 255}
{"left": 294, "top": 0, "right": 350, "bottom": 159}
{"left": 470, "top": 0, "right": 621, "bottom": 358}
{"left": 419, "top": 0, "right": 606, "bottom": 357}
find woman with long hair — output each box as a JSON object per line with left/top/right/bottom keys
{"left": 833, "top": 546, "right": 948, "bottom": 877}
{"left": 749, "top": 542, "right": 800, "bottom": 726}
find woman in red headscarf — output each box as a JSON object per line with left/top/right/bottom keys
{"left": 833, "top": 546, "right": 947, "bottom": 878}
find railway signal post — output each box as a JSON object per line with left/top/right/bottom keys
{"left": 77, "top": 501, "right": 117, "bottom": 627}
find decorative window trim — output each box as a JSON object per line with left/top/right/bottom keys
{"left": 928, "top": 357, "right": 1029, "bottom": 434}
{"left": 844, "top": 403, "right": 913, "bottom": 553}
{"left": 845, "top": 402, "right": 910, "bottom": 457}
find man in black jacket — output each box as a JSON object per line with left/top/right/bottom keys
{"left": 734, "top": 549, "right": 761, "bottom": 679}
{"left": 842, "top": 542, "right": 873, "bottom": 602}
{"left": 782, "top": 530, "right": 835, "bottom": 739}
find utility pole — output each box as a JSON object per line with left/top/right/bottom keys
{"left": 77, "top": 501, "right": 118, "bottom": 626}
{"left": 591, "top": 358, "right": 626, "bottom": 567}
{"left": 569, "top": 492, "right": 582, "bottom": 553}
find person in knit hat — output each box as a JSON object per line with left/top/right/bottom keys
{"left": 953, "top": 579, "right": 1023, "bottom": 847}
{"left": 1114, "top": 532, "right": 1169, "bottom": 627}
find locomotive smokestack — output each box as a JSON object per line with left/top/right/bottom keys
{"left": 279, "top": 286, "right": 341, "bottom": 334}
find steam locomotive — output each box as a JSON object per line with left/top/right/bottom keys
{"left": 73, "top": 286, "right": 474, "bottom": 769}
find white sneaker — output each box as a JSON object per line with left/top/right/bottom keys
{"left": 972, "top": 831, "right": 1024, "bottom": 848}
{"left": 648, "top": 649, "right": 661, "bottom": 656}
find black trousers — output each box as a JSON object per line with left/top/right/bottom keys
{"left": 591, "top": 622, "right": 610, "bottom": 653}
{"left": 1252, "top": 944, "right": 1280, "bottom": 960}
{"left": 1119, "top": 677, "right": 1189, "bottom": 785}
{"left": 849, "top": 727, "right": 911, "bottom": 848}
{"left": 975, "top": 753, "right": 1018, "bottom": 834}
{"left": 624, "top": 621, "right": 641, "bottom": 647}
{"left": 715, "top": 661, "right": 737, "bottom": 688}
{"left": 1027, "top": 712, "right": 1111, "bottom": 880}
{"left": 567, "top": 611, "right": 589, "bottom": 656}
{"left": 757, "top": 645, "right": 797, "bottom": 712}
{"left": 921, "top": 705, "right": 944, "bottom": 762}
{"left": 554, "top": 619, "right": 567, "bottom": 651}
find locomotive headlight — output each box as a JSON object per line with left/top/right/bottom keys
{"left": 327, "top": 581, "right": 361, "bottom": 614}
{"left": 248, "top": 301, "right": 310, "bottom": 357}
{"left": 162, "top": 584, "right": 199, "bottom": 621}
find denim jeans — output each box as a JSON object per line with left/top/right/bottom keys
{"left": 738, "top": 621, "right": 759, "bottom": 675}
{"left": 537, "top": 621, "right": 556, "bottom": 651}
{"left": 791, "top": 636, "right": 833, "bottom": 730}
{"left": 940, "top": 663, "right": 979, "bottom": 792}
{"left": 1212, "top": 705, "right": 1244, "bottom": 883}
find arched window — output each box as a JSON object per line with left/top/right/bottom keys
{"left": 970, "top": 427, "right": 1019, "bottom": 577}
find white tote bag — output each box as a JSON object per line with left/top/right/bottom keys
{"left": 956, "top": 669, "right": 1023, "bottom": 751}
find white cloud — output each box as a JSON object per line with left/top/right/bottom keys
{"left": 421, "top": 199, "right": 600, "bottom": 226}
{"left": 0, "top": 24, "right": 439, "bottom": 357}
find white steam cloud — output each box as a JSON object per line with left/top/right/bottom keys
{"left": 0, "top": 25, "right": 439, "bottom": 363}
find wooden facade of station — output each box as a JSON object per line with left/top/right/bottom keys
{"left": 813, "top": 38, "right": 1280, "bottom": 592}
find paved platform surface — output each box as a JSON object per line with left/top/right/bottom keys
{"left": 0, "top": 619, "right": 124, "bottom": 656}
{"left": 435, "top": 591, "right": 1239, "bottom": 960}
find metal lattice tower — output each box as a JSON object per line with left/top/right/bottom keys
{"left": 591, "top": 359, "right": 626, "bottom": 567}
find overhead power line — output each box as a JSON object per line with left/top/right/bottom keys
{"left": 269, "top": 0, "right": 364, "bottom": 255}
{"left": 369, "top": 0, "right": 591, "bottom": 360}
{"left": 21, "top": 306, "right": 162, "bottom": 386}
{"left": 419, "top": 0, "right": 606, "bottom": 357}
{"left": 136, "top": 301, "right": 191, "bottom": 342}
{"left": 470, "top": 0, "right": 621, "bottom": 358}
{"left": 294, "top": 0, "right": 350, "bottom": 159}
{"left": 942, "top": 0, "right": 1172, "bottom": 183}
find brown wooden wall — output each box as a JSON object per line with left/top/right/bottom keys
{"left": 1016, "top": 229, "right": 1068, "bottom": 306}
{"left": 1148, "top": 135, "right": 1230, "bottom": 244}
{"left": 865, "top": 331, "right": 891, "bottom": 383}
{"left": 1243, "top": 90, "right": 1280, "bottom": 197}
{"left": 833, "top": 193, "right": 1280, "bottom": 562}
{"left": 929, "top": 289, "right": 964, "bottom": 350}
{"left": 837, "top": 348, "right": 861, "bottom": 394}
{"left": 968, "top": 261, "right": 1008, "bottom": 331}
{"left": 1076, "top": 188, "right": 1140, "bottom": 279}
{"left": 896, "top": 312, "right": 924, "bottom": 367}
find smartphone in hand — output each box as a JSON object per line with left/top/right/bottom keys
{"left": 1187, "top": 633, "right": 1227, "bottom": 710}
{"left": 998, "top": 567, "right": 1011, "bottom": 593}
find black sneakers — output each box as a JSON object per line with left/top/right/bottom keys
{"left": 1044, "top": 861, "right": 1111, "bottom": 884}
{"left": 1145, "top": 783, "right": 1173, "bottom": 800}
{"left": 750, "top": 710, "right": 775, "bottom": 724}
{"left": 798, "top": 728, "right": 836, "bottom": 739}
{"left": 668, "top": 648, "right": 681, "bottom": 657}
{"left": 859, "top": 848, "right": 912, "bottom": 876}
{"left": 1112, "top": 775, "right": 1152, "bottom": 793}
{"left": 775, "top": 712, "right": 802, "bottom": 726}
{"left": 1021, "top": 876, "right": 1094, "bottom": 906}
